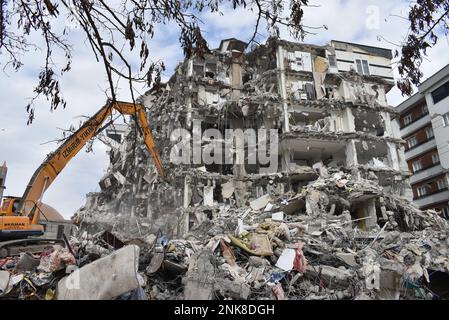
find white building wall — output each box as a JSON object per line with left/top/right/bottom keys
{"left": 334, "top": 50, "right": 393, "bottom": 79}
{"left": 425, "top": 77, "right": 449, "bottom": 170}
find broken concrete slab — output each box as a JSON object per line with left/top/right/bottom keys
{"left": 57, "top": 245, "right": 141, "bottom": 300}
{"left": 0, "top": 270, "right": 10, "bottom": 296}
{"left": 183, "top": 252, "right": 215, "bottom": 300}
{"left": 306, "top": 265, "right": 354, "bottom": 287}
{"left": 250, "top": 194, "right": 271, "bottom": 211}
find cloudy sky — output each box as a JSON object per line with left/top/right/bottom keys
{"left": 0, "top": 0, "right": 447, "bottom": 219}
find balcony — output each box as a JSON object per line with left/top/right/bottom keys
{"left": 414, "top": 188, "right": 449, "bottom": 208}
{"left": 400, "top": 113, "right": 430, "bottom": 137}
{"left": 405, "top": 137, "right": 436, "bottom": 160}
{"left": 410, "top": 163, "right": 444, "bottom": 185}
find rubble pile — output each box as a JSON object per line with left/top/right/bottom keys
{"left": 2, "top": 171, "right": 448, "bottom": 300}
{"left": 141, "top": 171, "right": 449, "bottom": 300}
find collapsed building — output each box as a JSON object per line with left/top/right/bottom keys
{"left": 58, "top": 37, "right": 449, "bottom": 300}
{"left": 77, "top": 37, "right": 412, "bottom": 235}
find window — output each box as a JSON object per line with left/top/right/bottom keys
{"left": 412, "top": 160, "right": 423, "bottom": 173}
{"left": 426, "top": 127, "right": 434, "bottom": 139}
{"left": 407, "top": 136, "right": 418, "bottom": 149}
{"left": 431, "top": 81, "right": 449, "bottom": 104}
{"left": 328, "top": 55, "right": 337, "bottom": 68}
{"left": 403, "top": 114, "right": 413, "bottom": 126}
{"left": 432, "top": 153, "right": 440, "bottom": 164}
{"left": 437, "top": 178, "right": 448, "bottom": 190}
{"left": 443, "top": 113, "right": 449, "bottom": 127}
{"left": 417, "top": 186, "right": 428, "bottom": 197}
{"left": 355, "top": 59, "right": 370, "bottom": 75}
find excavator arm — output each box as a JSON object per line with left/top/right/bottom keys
{"left": 17, "top": 101, "right": 164, "bottom": 222}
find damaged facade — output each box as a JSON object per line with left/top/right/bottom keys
{"left": 79, "top": 37, "right": 411, "bottom": 236}
{"left": 3, "top": 38, "right": 448, "bottom": 301}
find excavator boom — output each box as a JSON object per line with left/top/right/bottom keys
{"left": 17, "top": 101, "right": 164, "bottom": 219}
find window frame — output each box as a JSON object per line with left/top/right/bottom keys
{"left": 431, "top": 80, "right": 449, "bottom": 105}
{"left": 403, "top": 114, "right": 413, "bottom": 126}
{"left": 417, "top": 186, "right": 428, "bottom": 197}
{"left": 437, "top": 178, "right": 448, "bottom": 191}
{"left": 355, "top": 59, "right": 370, "bottom": 76}
{"left": 328, "top": 55, "right": 337, "bottom": 68}
{"left": 426, "top": 127, "right": 435, "bottom": 139}
{"left": 412, "top": 160, "right": 423, "bottom": 173}
{"left": 407, "top": 136, "right": 418, "bottom": 149}
{"left": 432, "top": 153, "right": 440, "bottom": 165}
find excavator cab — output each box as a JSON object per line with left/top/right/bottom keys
{"left": 0, "top": 196, "right": 20, "bottom": 216}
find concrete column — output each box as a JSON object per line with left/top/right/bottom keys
{"left": 345, "top": 140, "right": 358, "bottom": 167}
{"left": 282, "top": 147, "right": 293, "bottom": 172}
{"left": 147, "top": 199, "right": 153, "bottom": 220}
{"left": 230, "top": 55, "right": 243, "bottom": 102}
{"left": 387, "top": 142, "right": 400, "bottom": 171}
{"left": 230, "top": 118, "right": 247, "bottom": 207}
{"left": 276, "top": 45, "right": 290, "bottom": 133}
{"left": 186, "top": 95, "right": 192, "bottom": 129}
{"left": 204, "top": 180, "right": 215, "bottom": 207}
{"left": 183, "top": 175, "right": 192, "bottom": 209}
{"left": 329, "top": 110, "right": 340, "bottom": 132}
{"left": 381, "top": 111, "right": 393, "bottom": 137}
{"left": 365, "top": 198, "right": 378, "bottom": 230}
{"left": 397, "top": 146, "right": 408, "bottom": 172}
{"left": 342, "top": 108, "right": 355, "bottom": 132}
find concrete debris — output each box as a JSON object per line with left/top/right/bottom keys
{"left": 57, "top": 245, "right": 141, "bottom": 300}
{"left": 250, "top": 195, "right": 271, "bottom": 211}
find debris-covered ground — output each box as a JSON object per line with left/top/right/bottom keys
{"left": 1, "top": 170, "right": 448, "bottom": 300}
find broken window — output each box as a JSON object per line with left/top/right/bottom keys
{"left": 193, "top": 64, "right": 205, "bottom": 77}
{"left": 354, "top": 110, "right": 384, "bottom": 136}
{"left": 328, "top": 55, "right": 337, "bottom": 68}
{"left": 205, "top": 62, "right": 217, "bottom": 79}
{"left": 288, "top": 51, "right": 312, "bottom": 72}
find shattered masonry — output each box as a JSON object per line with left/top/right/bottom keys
{"left": 3, "top": 37, "right": 447, "bottom": 300}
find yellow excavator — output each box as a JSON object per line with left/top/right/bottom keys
{"left": 0, "top": 101, "right": 164, "bottom": 257}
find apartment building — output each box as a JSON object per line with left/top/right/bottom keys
{"left": 398, "top": 64, "right": 449, "bottom": 218}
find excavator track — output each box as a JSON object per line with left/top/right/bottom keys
{"left": 0, "top": 238, "right": 65, "bottom": 258}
